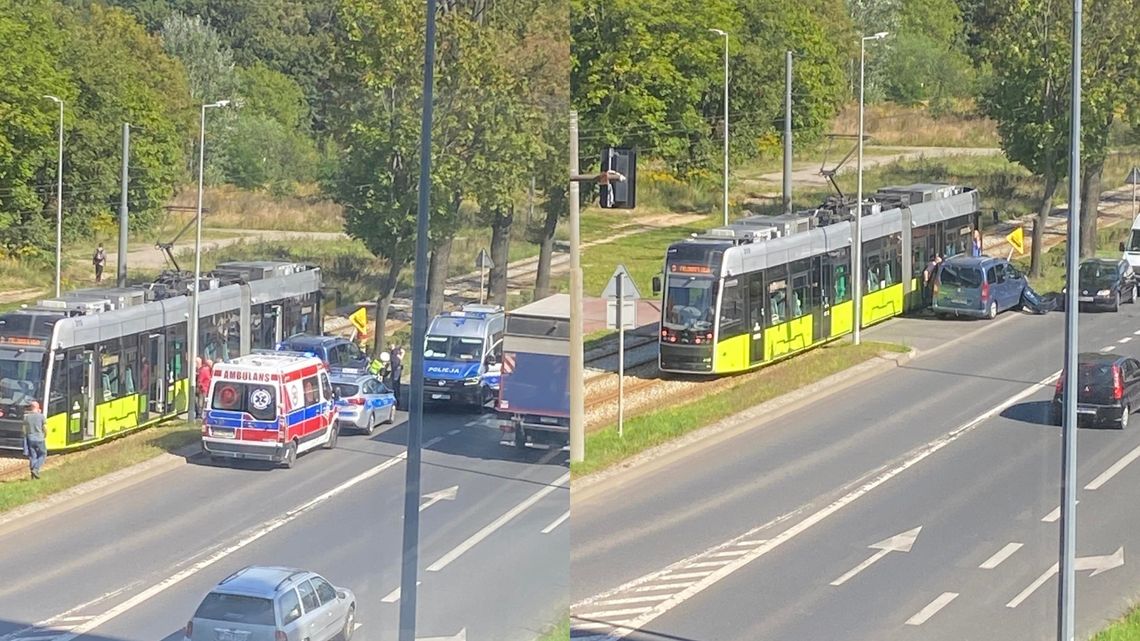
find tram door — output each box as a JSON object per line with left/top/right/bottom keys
{"left": 145, "top": 333, "right": 166, "bottom": 418}
{"left": 57, "top": 350, "right": 92, "bottom": 446}
{"left": 813, "top": 256, "right": 833, "bottom": 342}
{"left": 747, "top": 273, "right": 766, "bottom": 364}
{"left": 81, "top": 349, "right": 96, "bottom": 440}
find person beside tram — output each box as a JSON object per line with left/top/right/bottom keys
{"left": 22, "top": 400, "right": 46, "bottom": 480}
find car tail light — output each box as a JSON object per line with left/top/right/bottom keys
{"left": 1114, "top": 365, "right": 1124, "bottom": 400}
{"left": 275, "top": 631, "right": 287, "bottom": 641}
{"left": 1055, "top": 374, "right": 1064, "bottom": 395}
{"left": 185, "top": 621, "right": 193, "bottom": 637}
{"left": 278, "top": 417, "right": 286, "bottom": 443}
{"left": 349, "top": 397, "right": 365, "bottom": 405}
{"left": 981, "top": 279, "right": 990, "bottom": 301}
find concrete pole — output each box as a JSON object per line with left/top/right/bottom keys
{"left": 117, "top": 124, "right": 130, "bottom": 288}
{"left": 722, "top": 32, "right": 729, "bottom": 226}
{"left": 783, "top": 51, "right": 793, "bottom": 214}
{"left": 397, "top": 0, "right": 437, "bottom": 636}
{"left": 1058, "top": 0, "right": 1082, "bottom": 638}
{"left": 853, "top": 38, "right": 866, "bottom": 346}
{"left": 569, "top": 111, "right": 585, "bottom": 464}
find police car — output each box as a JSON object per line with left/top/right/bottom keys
{"left": 329, "top": 367, "right": 396, "bottom": 435}
{"left": 422, "top": 304, "right": 504, "bottom": 409}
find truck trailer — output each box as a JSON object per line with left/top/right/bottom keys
{"left": 496, "top": 294, "right": 570, "bottom": 449}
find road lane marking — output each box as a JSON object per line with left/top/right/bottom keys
{"left": 47, "top": 450, "right": 410, "bottom": 641}
{"left": 0, "top": 583, "right": 137, "bottom": 641}
{"left": 688, "top": 560, "right": 732, "bottom": 568}
{"left": 980, "top": 542, "right": 1023, "bottom": 569}
{"left": 632, "top": 582, "right": 690, "bottom": 592}
{"left": 1102, "top": 345, "right": 1117, "bottom": 352}
{"left": 1042, "top": 501, "right": 1079, "bottom": 522}
{"left": 448, "top": 429, "right": 461, "bottom": 435}
{"left": 382, "top": 581, "right": 421, "bottom": 603}
{"left": 1086, "top": 442, "right": 1140, "bottom": 490}
{"left": 542, "top": 510, "right": 570, "bottom": 534}
{"left": 1121, "top": 337, "right": 1133, "bottom": 344}
{"left": 577, "top": 607, "right": 654, "bottom": 619}
{"left": 906, "top": 592, "right": 958, "bottom": 625}
{"left": 1006, "top": 548, "right": 1125, "bottom": 608}
{"left": 829, "top": 527, "right": 922, "bottom": 587}
{"left": 571, "top": 370, "right": 1060, "bottom": 639}
{"left": 1134, "top": 329, "right": 1140, "bottom": 336}
{"left": 426, "top": 471, "right": 569, "bottom": 572}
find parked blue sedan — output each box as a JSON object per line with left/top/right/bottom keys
{"left": 329, "top": 368, "right": 396, "bottom": 435}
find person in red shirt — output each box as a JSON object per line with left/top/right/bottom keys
{"left": 197, "top": 359, "right": 213, "bottom": 418}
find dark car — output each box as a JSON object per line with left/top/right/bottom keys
{"left": 933, "top": 255, "right": 1027, "bottom": 319}
{"left": 277, "top": 334, "right": 370, "bottom": 370}
{"left": 1051, "top": 353, "right": 1140, "bottom": 428}
{"left": 1062, "top": 257, "right": 1137, "bottom": 311}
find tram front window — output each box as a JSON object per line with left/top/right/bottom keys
{"left": 0, "top": 350, "right": 44, "bottom": 418}
{"left": 664, "top": 276, "right": 717, "bottom": 331}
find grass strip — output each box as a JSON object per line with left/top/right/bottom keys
{"left": 0, "top": 420, "right": 200, "bottom": 514}
{"left": 533, "top": 615, "right": 569, "bottom": 641}
{"left": 1092, "top": 606, "right": 1140, "bottom": 640}
{"left": 572, "top": 340, "right": 908, "bottom": 478}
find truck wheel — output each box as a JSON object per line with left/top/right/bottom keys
{"left": 514, "top": 427, "right": 527, "bottom": 450}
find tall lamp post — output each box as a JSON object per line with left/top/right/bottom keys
{"left": 44, "top": 95, "right": 64, "bottom": 298}
{"left": 852, "top": 31, "right": 889, "bottom": 346}
{"left": 709, "top": 28, "right": 729, "bottom": 227}
{"left": 186, "top": 99, "right": 231, "bottom": 421}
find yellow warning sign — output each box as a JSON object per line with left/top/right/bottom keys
{"left": 349, "top": 307, "right": 369, "bottom": 335}
{"left": 1005, "top": 226, "right": 1024, "bottom": 255}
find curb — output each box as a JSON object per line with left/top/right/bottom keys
{"left": 0, "top": 442, "right": 203, "bottom": 537}
{"left": 572, "top": 346, "right": 918, "bottom": 498}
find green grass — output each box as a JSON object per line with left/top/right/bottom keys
{"left": 533, "top": 615, "right": 569, "bottom": 641}
{"left": 1093, "top": 605, "right": 1140, "bottom": 640}
{"left": 1015, "top": 225, "right": 1132, "bottom": 294}
{"left": 0, "top": 420, "right": 199, "bottom": 514}
{"left": 572, "top": 340, "right": 909, "bottom": 477}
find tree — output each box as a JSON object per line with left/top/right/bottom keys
{"left": 980, "top": 0, "right": 1069, "bottom": 275}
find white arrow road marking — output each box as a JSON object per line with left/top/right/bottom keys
{"left": 571, "top": 370, "right": 1059, "bottom": 640}
{"left": 420, "top": 485, "right": 459, "bottom": 512}
{"left": 382, "top": 581, "right": 421, "bottom": 603}
{"left": 1006, "top": 547, "right": 1125, "bottom": 608}
{"left": 830, "top": 527, "right": 922, "bottom": 586}
{"left": 905, "top": 592, "right": 958, "bottom": 626}
{"left": 417, "top": 629, "right": 465, "bottom": 641}
{"left": 42, "top": 450, "right": 410, "bottom": 641}
{"left": 427, "top": 472, "right": 569, "bottom": 572}
{"left": 542, "top": 510, "right": 570, "bottom": 534}
{"left": 1086, "top": 442, "right": 1140, "bottom": 490}
{"left": 980, "top": 542, "right": 1023, "bottom": 569}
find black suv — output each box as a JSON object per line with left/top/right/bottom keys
{"left": 1052, "top": 353, "right": 1140, "bottom": 428}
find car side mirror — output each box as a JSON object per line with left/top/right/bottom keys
{"left": 651, "top": 274, "right": 662, "bottom": 297}
{"left": 1120, "top": 241, "right": 1127, "bottom": 252}
{"left": 337, "top": 589, "right": 347, "bottom": 600}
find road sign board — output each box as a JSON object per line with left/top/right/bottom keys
{"left": 1126, "top": 167, "right": 1140, "bottom": 185}
{"left": 606, "top": 299, "right": 637, "bottom": 330}
{"left": 476, "top": 249, "right": 494, "bottom": 270}
{"left": 1005, "top": 226, "right": 1024, "bottom": 255}
{"left": 602, "top": 264, "right": 642, "bottom": 300}
{"left": 349, "top": 307, "right": 369, "bottom": 335}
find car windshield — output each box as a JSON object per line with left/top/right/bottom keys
{"left": 194, "top": 592, "right": 276, "bottom": 625}
{"left": 0, "top": 350, "right": 44, "bottom": 416}
{"left": 1079, "top": 262, "right": 1116, "bottom": 288}
{"left": 1128, "top": 230, "right": 1140, "bottom": 252}
{"left": 663, "top": 275, "right": 717, "bottom": 331}
{"left": 424, "top": 335, "right": 483, "bottom": 361}
{"left": 332, "top": 382, "right": 359, "bottom": 397}
{"left": 938, "top": 264, "right": 982, "bottom": 289}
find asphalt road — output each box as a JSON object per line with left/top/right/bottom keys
{"left": 571, "top": 304, "right": 1140, "bottom": 641}
{"left": 0, "top": 406, "right": 568, "bottom": 641}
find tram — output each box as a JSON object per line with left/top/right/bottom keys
{"left": 0, "top": 261, "right": 322, "bottom": 452}
{"left": 656, "top": 183, "right": 981, "bottom": 374}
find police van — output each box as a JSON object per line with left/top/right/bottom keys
{"left": 421, "top": 304, "right": 505, "bottom": 408}
{"left": 202, "top": 351, "right": 339, "bottom": 468}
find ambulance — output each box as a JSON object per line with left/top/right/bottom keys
{"left": 202, "top": 351, "right": 339, "bottom": 468}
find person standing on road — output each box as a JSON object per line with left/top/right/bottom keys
{"left": 93, "top": 243, "right": 107, "bottom": 283}
{"left": 971, "top": 229, "right": 983, "bottom": 257}
{"left": 196, "top": 358, "right": 212, "bottom": 418}
{"left": 390, "top": 346, "right": 404, "bottom": 407}
{"left": 922, "top": 254, "right": 943, "bottom": 307}
{"left": 23, "top": 401, "right": 46, "bottom": 480}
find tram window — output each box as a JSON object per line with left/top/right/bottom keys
{"left": 884, "top": 233, "right": 901, "bottom": 286}
{"left": 49, "top": 353, "right": 68, "bottom": 416}
{"left": 747, "top": 274, "right": 765, "bottom": 331}
{"left": 166, "top": 323, "right": 186, "bottom": 380}
{"left": 791, "top": 274, "right": 809, "bottom": 318}
{"left": 122, "top": 337, "right": 139, "bottom": 395}
{"left": 829, "top": 248, "right": 851, "bottom": 304}
{"left": 719, "top": 279, "right": 745, "bottom": 336}
{"left": 768, "top": 279, "right": 789, "bottom": 326}
{"left": 99, "top": 340, "right": 122, "bottom": 401}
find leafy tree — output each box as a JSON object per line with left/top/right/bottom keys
{"left": 0, "top": 0, "right": 71, "bottom": 254}
{"left": 159, "top": 11, "right": 238, "bottom": 105}
{"left": 221, "top": 114, "right": 318, "bottom": 196}
{"left": 236, "top": 63, "right": 311, "bottom": 132}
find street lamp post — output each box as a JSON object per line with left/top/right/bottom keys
{"left": 853, "top": 31, "right": 888, "bottom": 346}
{"left": 709, "top": 28, "right": 729, "bottom": 227}
{"left": 187, "top": 99, "right": 231, "bottom": 422}
{"left": 44, "top": 95, "right": 64, "bottom": 298}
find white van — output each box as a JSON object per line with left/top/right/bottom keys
{"left": 1121, "top": 215, "right": 1140, "bottom": 270}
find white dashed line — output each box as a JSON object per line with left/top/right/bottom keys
{"left": 906, "top": 592, "right": 958, "bottom": 625}
{"left": 448, "top": 429, "right": 461, "bottom": 435}
{"left": 979, "top": 542, "right": 1023, "bottom": 569}
{"left": 1086, "top": 442, "right": 1140, "bottom": 490}
{"left": 1042, "top": 501, "right": 1078, "bottom": 522}
{"left": 1102, "top": 345, "right": 1117, "bottom": 352}
{"left": 542, "top": 510, "right": 570, "bottom": 534}
{"left": 1120, "top": 337, "right": 1133, "bottom": 344}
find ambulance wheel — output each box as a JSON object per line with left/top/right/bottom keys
{"left": 282, "top": 441, "right": 297, "bottom": 468}
{"left": 325, "top": 425, "right": 339, "bottom": 449}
